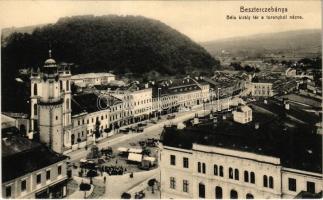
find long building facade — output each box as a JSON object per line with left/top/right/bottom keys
{"left": 160, "top": 103, "right": 322, "bottom": 199}
{"left": 160, "top": 144, "right": 322, "bottom": 199}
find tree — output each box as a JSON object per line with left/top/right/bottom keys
{"left": 86, "top": 170, "right": 97, "bottom": 184}
{"left": 95, "top": 120, "right": 101, "bottom": 138}
{"left": 86, "top": 145, "right": 101, "bottom": 160}
{"left": 148, "top": 178, "right": 157, "bottom": 194}
{"left": 77, "top": 138, "right": 82, "bottom": 149}
{"left": 79, "top": 182, "right": 91, "bottom": 199}
{"left": 121, "top": 192, "right": 131, "bottom": 199}
{"left": 142, "top": 147, "right": 151, "bottom": 156}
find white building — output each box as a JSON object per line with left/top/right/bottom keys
{"left": 233, "top": 105, "right": 252, "bottom": 124}
{"left": 160, "top": 110, "right": 322, "bottom": 199}
{"left": 2, "top": 133, "right": 68, "bottom": 199}
{"left": 71, "top": 73, "right": 116, "bottom": 87}
{"left": 249, "top": 82, "right": 274, "bottom": 97}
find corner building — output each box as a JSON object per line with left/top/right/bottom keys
{"left": 160, "top": 109, "right": 322, "bottom": 199}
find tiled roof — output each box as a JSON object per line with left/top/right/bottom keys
{"left": 2, "top": 135, "right": 67, "bottom": 182}
{"left": 161, "top": 105, "right": 322, "bottom": 173}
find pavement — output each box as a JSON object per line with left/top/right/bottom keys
{"left": 67, "top": 176, "right": 94, "bottom": 199}
{"left": 65, "top": 99, "right": 244, "bottom": 198}
{"left": 94, "top": 168, "right": 160, "bottom": 199}
{"left": 66, "top": 104, "right": 214, "bottom": 162}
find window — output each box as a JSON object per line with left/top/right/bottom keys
{"left": 234, "top": 169, "right": 239, "bottom": 180}
{"left": 229, "top": 168, "right": 233, "bottom": 179}
{"left": 198, "top": 162, "right": 201, "bottom": 173}
{"left": 170, "top": 155, "right": 176, "bottom": 165}
{"left": 269, "top": 176, "right": 274, "bottom": 189}
{"left": 183, "top": 157, "right": 189, "bottom": 168}
{"left": 66, "top": 80, "right": 70, "bottom": 91}
{"left": 215, "top": 186, "right": 222, "bottom": 199}
{"left": 202, "top": 163, "right": 206, "bottom": 174}
{"left": 246, "top": 193, "right": 254, "bottom": 199}
{"left": 307, "top": 181, "right": 315, "bottom": 193}
{"left": 66, "top": 98, "right": 70, "bottom": 110}
{"left": 59, "top": 80, "right": 63, "bottom": 91}
{"left": 183, "top": 180, "right": 189, "bottom": 193}
{"left": 288, "top": 178, "right": 296, "bottom": 191}
{"left": 250, "top": 172, "right": 255, "bottom": 184}
{"left": 46, "top": 170, "right": 51, "bottom": 180}
{"left": 58, "top": 165, "right": 62, "bottom": 175}
{"left": 214, "top": 165, "right": 218, "bottom": 176}
{"left": 36, "top": 174, "right": 41, "bottom": 184}
{"left": 6, "top": 185, "right": 11, "bottom": 198}
{"left": 219, "top": 166, "right": 224, "bottom": 177}
{"left": 263, "top": 175, "right": 268, "bottom": 187}
{"left": 230, "top": 190, "right": 238, "bottom": 199}
{"left": 199, "top": 183, "right": 205, "bottom": 198}
{"left": 244, "top": 171, "right": 249, "bottom": 182}
{"left": 170, "top": 177, "right": 176, "bottom": 189}
{"left": 34, "top": 104, "right": 37, "bottom": 115}
{"left": 21, "top": 179, "right": 26, "bottom": 192}
{"left": 34, "top": 84, "right": 38, "bottom": 96}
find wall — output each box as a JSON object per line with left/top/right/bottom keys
{"left": 2, "top": 161, "right": 67, "bottom": 198}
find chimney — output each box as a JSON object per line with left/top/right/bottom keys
{"left": 255, "top": 122, "right": 260, "bottom": 130}
{"left": 285, "top": 103, "right": 290, "bottom": 110}
{"left": 264, "top": 99, "right": 267, "bottom": 104}
{"left": 222, "top": 115, "right": 226, "bottom": 120}
{"left": 145, "top": 83, "right": 148, "bottom": 89}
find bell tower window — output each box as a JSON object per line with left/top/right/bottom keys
{"left": 66, "top": 98, "right": 70, "bottom": 110}
{"left": 66, "top": 80, "right": 69, "bottom": 91}
{"left": 34, "top": 104, "right": 37, "bottom": 115}
{"left": 34, "top": 84, "right": 38, "bottom": 96}
{"left": 59, "top": 80, "right": 63, "bottom": 91}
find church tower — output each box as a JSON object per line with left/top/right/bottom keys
{"left": 30, "top": 50, "right": 71, "bottom": 153}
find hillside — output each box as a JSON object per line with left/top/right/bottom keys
{"left": 201, "top": 29, "right": 321, "bottom": 58}
{"left": 2, "top": 15, "right": 218, "bottom": 77}
{"left": 1, "top": 24, "right": 46, "bottom": 43}
{"left": 1, "top": 15, "right": 218, "bottom": 112}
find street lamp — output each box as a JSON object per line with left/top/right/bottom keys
{"left": 217, "top": 88, "right": 221, "bottom": 111}
{"left": 158, "top": 88, "right": 161, "bottom": 118}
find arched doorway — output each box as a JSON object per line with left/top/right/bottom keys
{"left": 246, "top": 193, "right": 254, "bottom": 199}
{"left": 199, "top": 183, "right": 205, "bottom": 198}
{"left": 230, "top": 190, "right": 238, "bottom": 199}
{"left": 215, "top": 186, "right": 222, "bottom": 199}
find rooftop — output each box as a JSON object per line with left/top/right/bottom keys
{"left": 161, "top": 104, "right": 322, "bottom": 173}
{"left": 2, "top": 135, "right": 67, "bottom": 182}
{"left": 72, "top": 93, "right": 107, "bottom": 115}
{"left": 71, "top": 73, "right": 115, "bottom": 79}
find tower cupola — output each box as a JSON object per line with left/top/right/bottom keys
{"left": 42, "top": 50, "right": 58, "bottom": 75}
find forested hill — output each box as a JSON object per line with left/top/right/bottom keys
{"left": 2, "top": 15, "right": 219, "bottom": 79}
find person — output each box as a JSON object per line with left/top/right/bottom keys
{"left": 104, "top": 176, "right": 106, "bottom": 184}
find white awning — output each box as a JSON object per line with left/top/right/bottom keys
{"left": 143, "top": 156, "right": 156, "bottom": 162}
{"left": 127, "top": 153, "right": 142, "bottom": 162}
{"left": 80, "top": 159, "right": 87, "bottom": 163}
{"left": 128, "top": 148, "right": 143, "bottom": 154}
{"left": 117, "top": 147, "right": 128, "bottom": 152}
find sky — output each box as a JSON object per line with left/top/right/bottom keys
{"left": 0, "top": 1, "right": 321, "bottom": 42}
